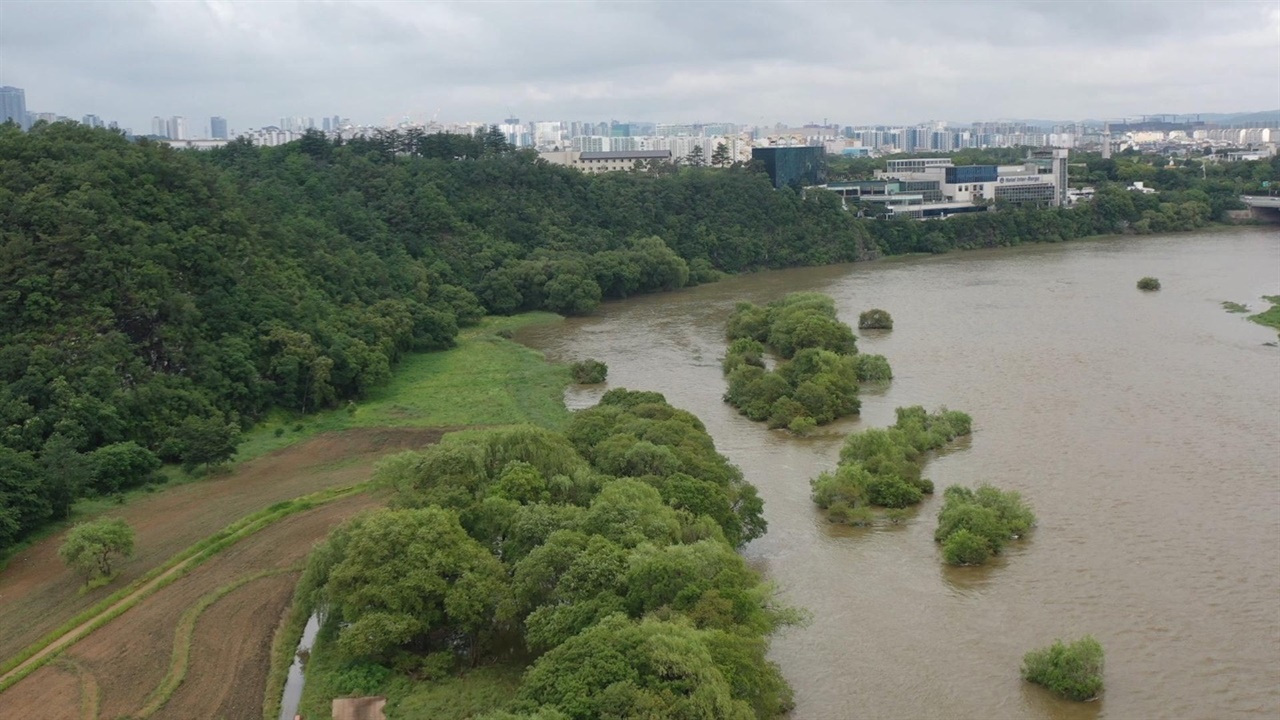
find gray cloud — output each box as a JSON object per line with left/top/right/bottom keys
{"left": 1, "top": 0, "right": 1276, "bottom": 133}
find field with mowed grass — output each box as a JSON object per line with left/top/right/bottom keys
{"left": 235, "top": 314, "right": 571, "bottom": 461}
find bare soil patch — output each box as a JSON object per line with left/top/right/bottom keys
{"left": 0, "top": 661, "right": 83, "bottom": 720}
{"left": 0, "top": 427, "right": 441, "bottom": 660}
{"left": 153, "top": 572, "right": 297, "bottom": 720}
{"left": 0, "top": 493, "right": 381, "bottom": 718}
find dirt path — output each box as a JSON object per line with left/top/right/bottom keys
{"left": 0, "top": 427, "right": 442, "bottom": 660}
{"left": 0, "top": 493, "right": 380, "bottom": 718}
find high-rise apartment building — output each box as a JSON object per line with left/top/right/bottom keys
{"left": 1, "top": 86, "right": 28, "bottom": 130}
{"left": 169, "top": 116, "right": 188, "bottom": 140}
{"left": 210, "top": 116, "right": 228, "bottom": 139}
{"left": 82, "top": 114, "right": 103, "bottom": 129}
{"left": 152, "top": 116, "right": 168, "bottom": 138}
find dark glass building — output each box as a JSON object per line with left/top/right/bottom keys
{"left": 752, "top": 146, "right": 827, "bottom": 189}
{"left": 945, "top": 165, "right": 997, "bottom": 184}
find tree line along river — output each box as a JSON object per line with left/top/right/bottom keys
{"left": 516, "top": 227, "right": 1280, "bottom": 720}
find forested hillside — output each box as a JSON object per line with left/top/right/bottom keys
{"left": 0, "top": 121, "right": 1270, "bottom": 554}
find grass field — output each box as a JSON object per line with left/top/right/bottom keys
{"left": 297, "top": 631, "right": 525, "bottom": 720}
{"left": 236, "top": 313, "right": 570, "bottom": 460}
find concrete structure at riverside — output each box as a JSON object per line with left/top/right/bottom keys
{"left": 828, "top": 149, "right": 1070, "bottom": 218}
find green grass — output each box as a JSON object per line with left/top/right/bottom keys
{"left": 1248, "top": 295, "right": 1280, "bottom": 331}
{"left": 387, "top": 665, "right": 524, "bottom": 719}
{"left": 236, "top": 313, "right": 570, "bottom": 461}
{"left": 297, "top": 631, "right": 524, "bottom": 720}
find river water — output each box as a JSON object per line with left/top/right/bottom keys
{"left": 517, "top": 228, "right": 1280, "bottom": 720}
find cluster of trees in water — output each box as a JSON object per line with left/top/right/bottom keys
{"left": 1, "top": 121, "right": 1267, "bottom": 555}
{"left": 299, "top": 390, "right": 792, "bottom": 718}
{"left": 722, "top": 294, "right": 891, "bottom": 432}
{"left": 809, "top": 406, "right": 1036, "bottom": 566}
{"left": 934, "top": 485, "right": 1036, "bottom": 566}
{"left": 810, "top": 406, "right": 971, "bottom": 523}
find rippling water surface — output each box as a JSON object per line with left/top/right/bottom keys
{"left": 517, "top": 229, "right": 1280, "bottom": 720}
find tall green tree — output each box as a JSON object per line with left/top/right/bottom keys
{"left": 59, "top": 517, "right": 135, "bottom": 580}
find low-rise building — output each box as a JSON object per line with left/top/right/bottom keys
{"left": 539, "top": 149, "right": 673, "bottom": 173}
{"left": 875, "top": 149, "right": 1069, "bottom": 208}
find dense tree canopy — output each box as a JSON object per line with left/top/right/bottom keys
{"left": 723, "top": 293, "right": 889, "bottom": 429}
{"left": 301, "top": 391, "right": 791, "bottom": 716}
{"left": 811, "top": 406, "right": 972, "bottom": 522}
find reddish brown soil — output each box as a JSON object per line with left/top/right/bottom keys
{"left": 1, "top": 491, "right": 378, "bottom": 717}
{"left": 0, "top": 427, "right": 442, "bottom": 661}
{"left": 0, "top": 661, "right": 83, "bottom": 720}
{"left": 153, "top": 572, "right": 298, "bottom": 720}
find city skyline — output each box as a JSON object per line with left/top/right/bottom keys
{"left": 2, "top": 0, "right": 1277, "bottom": 132}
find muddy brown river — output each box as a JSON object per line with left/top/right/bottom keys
{"left": 517, "top": 228, "right": 1280, "bottom": 720}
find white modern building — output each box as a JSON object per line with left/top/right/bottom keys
{"left": 875, "top": 149, "right": 1070, "bottom": 208}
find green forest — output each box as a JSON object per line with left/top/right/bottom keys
{"left": 1, "top": 121, "right": 1275, "bottom": 554}
{"left": 297, "top": 390, "right": 790, "bottom": 717}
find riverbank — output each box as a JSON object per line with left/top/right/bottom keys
{"left": 0, "top": 315, "right": 575, "bottom": 716}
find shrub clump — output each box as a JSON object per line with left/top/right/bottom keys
{"left": 1022, "top": 636, "right": 1105, "bottom": 701}
{"left": 934, "top": 484, "right": 1035, "bottom": 565}
{"left": 1136, "top": 276, "right": 1161, "bottom": 291}
{"left": 723, "top": 294, "right": 891, "bottom": 429}
{"left": 858, "top": 308, "right": 893, "bottom": 330}
{"left": 854, "top": 354, "right": 892, "bottom": 382}
{"left": 810, "top": 406, "right": 971, "bottom": 520}
{"left": 570, "top": 359, "right": 608, "bottom": 384}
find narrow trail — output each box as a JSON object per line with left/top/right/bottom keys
{"left": 0, "top": 557, "right": 197, "bottom": 690}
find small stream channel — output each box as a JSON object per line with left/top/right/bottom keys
{"left": 278, "top": 613, "right": 321, "bottom": 720}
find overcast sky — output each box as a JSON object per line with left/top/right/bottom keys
{"left": 2, "top": 0, "right": 1277, "bottom": 133}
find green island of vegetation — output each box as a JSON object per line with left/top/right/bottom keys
{"left": 810, "top": 406, "right": 971, "bottom": 523}
{"left": 934, "top": 484, "right": 1035, "bottom": 566}
{"left": 1249, "top": 295, "right": 1280, "bottom": 331}
{"left": 722, "top": 293, "right": 892, "bottom": 432}
{"left": 858, "top": 308, "right": 894, "bottom": 330}
{"left": 568, "top": 359, "right": 608, "bottom": 384}
{"left": 1137, "top": 276, "right": 1162, "bottom": 291}
{"left": 1022, "top": 635, "right": 1105, "bottom": 702}
{"left": 1221, "top": 301, "right": 1249, "bottom": 313}
{"left": 292, "top": 389, "right": 793, "bottom": 718}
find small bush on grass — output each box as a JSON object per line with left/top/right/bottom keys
{"left": 858, "top": 308, "right": 894, "bottom": 330}
{"left": 570, "top": 359, "right": 608, "bottom": 384}
{"left": 1022, "top": 635, "right": 1105, "bottom": 701}
{"left": 1137, "top": 277, "right": 1161, "bottom": 291}
{"left": 331, "top": 660, "right": 392, "bottom": 696}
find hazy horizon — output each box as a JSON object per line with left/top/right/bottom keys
{"left": 2, "top": 0, "right": 1278, "bottom": 132}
